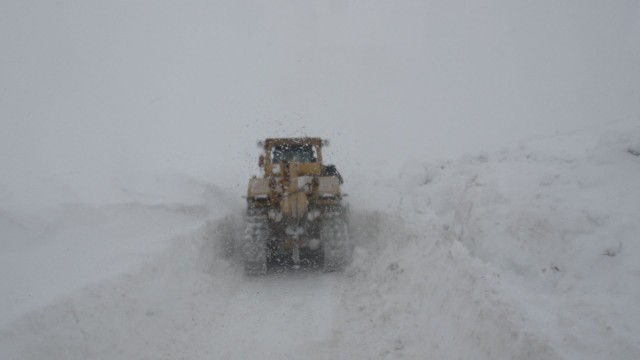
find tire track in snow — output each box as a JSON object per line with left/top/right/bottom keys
{"left": 209, "top": 272, "right": 344, "bottom": 359}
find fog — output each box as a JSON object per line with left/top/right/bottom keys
{"left": 2, "top": 0, "right": 639, "bottom": 209}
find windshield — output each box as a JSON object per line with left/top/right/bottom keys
{"left": 272, "top": 144, "right": 316, "bottom": 163}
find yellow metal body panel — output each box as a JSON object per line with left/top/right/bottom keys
{"left": 280, "top": 191, "right": 309, "bottom": 218}
{"left": 247, "top": 137, "right": 342, "bottom": 214}
{"left": 297, "top": 162, "right": 322, "bottom": 176}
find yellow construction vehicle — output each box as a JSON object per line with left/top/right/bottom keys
{"left": 243, "top": 137, "right": 349, "bottom": 274}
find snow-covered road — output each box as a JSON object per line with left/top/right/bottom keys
{"left": 0, "top": 207, "right": 349, "bottom": 360}
{"left": 209, "top": 273, "right": 344, "bottom": 359}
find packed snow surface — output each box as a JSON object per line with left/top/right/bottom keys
{"left": 1, "top": 122, "right": 639, "bottom": 359}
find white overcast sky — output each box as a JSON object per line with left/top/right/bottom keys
{"left": 1, "top": 0, "right": 639, "bottom": 207}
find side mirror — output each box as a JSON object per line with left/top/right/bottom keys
{"left": 259, "top": 155, "right": 265, "bottom": 167}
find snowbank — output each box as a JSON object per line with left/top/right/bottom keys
{"left": 336, "top": 120, "right": 640, "bottom": 359}
{"left": 0, "top": 173, "right": 241, "bottom": 328}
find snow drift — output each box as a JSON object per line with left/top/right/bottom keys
{"left": 333, "top": 120, "right": 640, "bottom": 359}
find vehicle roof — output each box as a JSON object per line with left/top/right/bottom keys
{"left": 263, "top": 137, "right": 324, "bottom": 147}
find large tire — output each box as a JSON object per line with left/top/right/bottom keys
{"left": 243, "top": 208, "right": 268, "bottom": 275}
{"left": 321, "top": 212, "right": 350, "bottom": 272}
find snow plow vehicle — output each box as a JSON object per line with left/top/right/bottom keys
{"left": 243, "top": 137, "right": 349, "bottom": 275}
